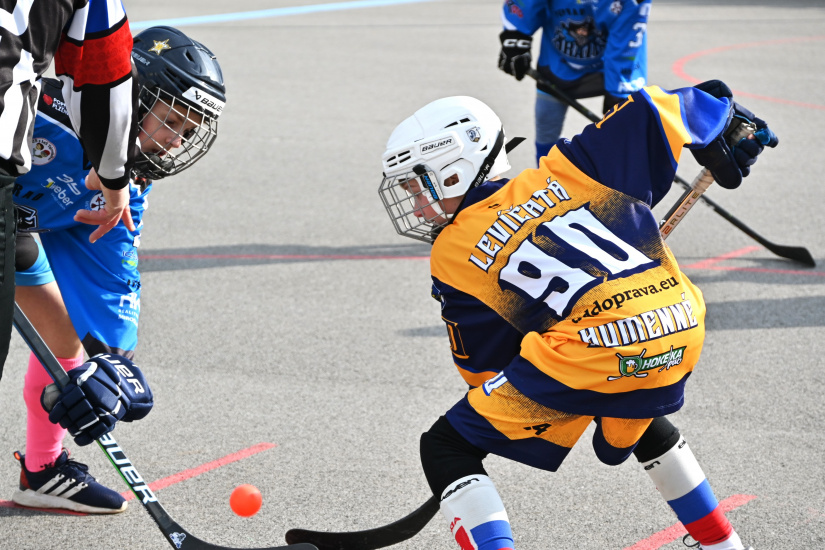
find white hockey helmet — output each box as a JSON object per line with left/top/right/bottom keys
{"left": 379, "top": 96, "right": 512, "bottom": 243}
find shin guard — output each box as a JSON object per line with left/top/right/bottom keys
{"left": 642, "top": 437, "right": 741, "bottom": 549}
{"left": 439, "top": 475, "right": 514, "bottom": 550}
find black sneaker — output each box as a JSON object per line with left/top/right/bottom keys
{"left": 11, "top": 449, "right": 127, "bottom": 514}
{"left": 683, "top": 534, "right": 754, "bottom": 550}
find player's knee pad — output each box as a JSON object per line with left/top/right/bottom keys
{"left": 592, "top": 417, "right": 652, "bottom": 466}
{"left": 420, "top": 416, "right": 488, "bottom": 497}
{"left": 15, "top": 232, "right": 39, "bottom": 272}
{"left": 633, "top": 416, "right": 681, "bottom": 463}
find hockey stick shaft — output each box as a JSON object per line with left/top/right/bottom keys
{"left": 526, "top": 68, "right": 815, "bottom": 266}
{"left": 659, "top": 168, "right": 715, "bottom": 239}
{"left": 12, "top": 303, "right": 316, "bottom": 550}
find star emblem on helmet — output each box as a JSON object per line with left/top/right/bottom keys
{"left": 149, "top": 39, "right": 171, "bottom": 55}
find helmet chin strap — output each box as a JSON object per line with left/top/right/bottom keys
{"left": 469, "top": 127, "right": 505, "bottom": 189}
{"left": 134, "top": 152, "right": 175, "bottom": 180}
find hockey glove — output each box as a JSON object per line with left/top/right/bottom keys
{"left": 41, "top": 354, "right": 153, "bottom": 446}
{"left": 691, "top": 80, "right": 779, "bottom": 189}
{"left": 498, "top": 30, "right": 532, "bottom": 81}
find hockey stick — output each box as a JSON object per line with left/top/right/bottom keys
{"left": 12, "top": 303, "right": 317, "bottom": 550}
{"left": 526, "top": 68, "right": 815, "bottom": 266}
{"left": 284, "top": 495, "right": 439, "bottom": 550}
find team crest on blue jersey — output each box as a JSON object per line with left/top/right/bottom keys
{"left": 31, "top": 138, "right": 56, "bottom": 166}
{"left": 89, "top": 193, "right": 106, "bottom": 211}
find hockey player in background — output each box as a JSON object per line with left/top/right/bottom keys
{"left": 378, "top": 81, "right": 776, "bottom": 549}
{"left": 10, "top": 26, "right": 226, "bottom": 514}
{"left": 498, "top": 0, "right": 652, "bottom": 165}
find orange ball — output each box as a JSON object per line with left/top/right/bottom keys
{"left": 230, "top": 484, "right": 262, "bottom": 517}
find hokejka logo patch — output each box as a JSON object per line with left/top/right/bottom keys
{"left": 31, "top": 138, "right": 56, "bottom": 165}
{"left": 608, "top": 345, "right": 686, "bottom": 381}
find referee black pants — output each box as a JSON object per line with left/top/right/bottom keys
{"left": 0, "top": 169, "right": 17, "bottom": 382}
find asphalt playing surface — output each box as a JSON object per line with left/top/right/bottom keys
{"left": 1, "top": 1, "right": 823, "bottom": 549}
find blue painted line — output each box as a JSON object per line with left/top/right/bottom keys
{"left": 131, "top": 0, "right": 439, "bottom": 30}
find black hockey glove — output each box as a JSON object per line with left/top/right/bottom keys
{"left": 42, "top": 354, "right": 153, "bottom": 446}
{"left": 690, "top": 80, "right": 778, "bottom": 189}
{"left": 498, "top": 30, "right": 532, "bottom": 81}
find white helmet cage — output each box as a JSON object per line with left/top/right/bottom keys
{"left": 379, "top": 96, "right": 512, "bottom": 243}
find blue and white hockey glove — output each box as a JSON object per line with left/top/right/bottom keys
{"left": 691, "top": 79, "right": 779, "bottom": 189}
{"left": 41, "top": 354, "right": 153, "bottom": 446}
{"left": 498, "top": 30, "right": 532, "bottom": 81}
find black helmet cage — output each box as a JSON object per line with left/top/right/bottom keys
{"left": 134, "top": 87, "right": 218, "bottom": 180}
{"left": 131, "top": 26, "right": 226, "bottom": 180}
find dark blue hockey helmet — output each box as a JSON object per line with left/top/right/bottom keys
{"left": 131, "top": 26, "right": 226, "bottom": 179}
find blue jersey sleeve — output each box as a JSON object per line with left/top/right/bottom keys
{"left": 501, "top": 0, "right": 547, "bottom": 34}
{"left": 432, "top": 278, "right": 523, "bottom": 388}
{"left": 596, "top": 0, "right": 651, "bottom": 97}
{"left": 556, "top": 85, "right": 732, "bottom": 207}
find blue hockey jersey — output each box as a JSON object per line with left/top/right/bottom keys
{"left": 14, "top": 78, "right": 150, "bottom": 358}
{"left": 502, "top": 0, "right": 651, "bottom": 97}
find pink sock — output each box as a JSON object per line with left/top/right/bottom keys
{"left": 24, "top": 351, "right": 85, "bottom": 472}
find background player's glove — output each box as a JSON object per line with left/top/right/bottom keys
{"left": 498, "top": 30, "right": 532, "bottom": 80}
{"left": 41, "top": 354, "right": 153, "bottom": 446}
{"left": 691, "top": 79, "right": 779, "bottom": 189}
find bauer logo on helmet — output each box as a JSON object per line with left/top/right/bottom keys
{"left": 182, "top": 87, "right": 225, "bottom": 118}
{"left": 420, "top": 136, "right": 455, "bottom": 155}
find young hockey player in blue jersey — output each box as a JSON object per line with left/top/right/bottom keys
{"left": 498, "top": 0, "right": 651, "bottom": 164}
{"left": 10, "top": 26, "right": 226, "bottom": 514}
{"left": 378, "top": 80, "right": 776, "bottom": 549}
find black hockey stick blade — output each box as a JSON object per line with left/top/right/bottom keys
{"left": 669, "top": 176, "right": 816, "bottom": 267}
{"left": 285, "top": 495, "right": 439, "bottom": 550}
{"left": 12, "top": 304, "right": 317, "bottom": 550}
{"left": 525, "top": 68, "right": 816, "bottom": 267}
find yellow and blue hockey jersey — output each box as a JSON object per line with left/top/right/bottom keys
{"left": 432, "top": 85, "right": 732, "bottom": 419}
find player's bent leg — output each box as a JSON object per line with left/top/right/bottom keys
{"left": 421, "top": 417, "right": 514, "bottom": 550}
{"left": 17, "top": 352, "right": 126, "bottom": 513}
{"left": 12, "top": 449, "right": 127, "bottom": 514}
{"left": 635, "top": 418, "right": 747, "bottom": 550}
{"left": 535, "top": 90, "right": 567, "bottom": 164}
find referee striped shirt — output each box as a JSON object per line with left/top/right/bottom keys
{"left": 0, "top": 0, "right": 137, "bottom": 189}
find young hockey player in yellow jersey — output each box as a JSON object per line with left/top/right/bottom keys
{"left": 379, "top": 80, "right": 777, "bottom": 550}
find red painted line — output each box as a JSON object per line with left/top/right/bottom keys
{"left": 0, "top": 443, "right": 277, "bottom": 514}
{"left": 672, "top": 36, "right": 825, "bottom": 110}
{"left": 141, "top": 253, "right": 429, "bottom": 261}
{"left": 623, "top": 494, "right": 757, "bottom": 550}
{"left": 682, "top": 246, "right": 760, "bottom": 269}
{"left": 121, "top": 442, "right": 277, "bottom": 501}
{"left": 689, "top": 264, "right": 824, "bottom": 276}
{"left": 681, "top": 246, "right": 822, "bottom": 276}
